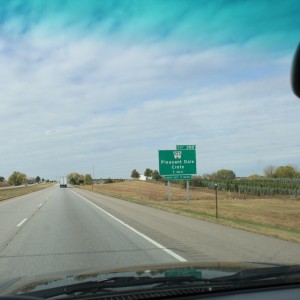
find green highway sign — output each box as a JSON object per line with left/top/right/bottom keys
{"left": 158, "top": 149, "right": 197, "bottom": 176}
{"left": 176, "top": 145, "right": 196, "bottom": 150}
{"left": 164, "top": 175, "right": 192, "bottom": 180}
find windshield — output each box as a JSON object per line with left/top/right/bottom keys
{"left": 0, "top": 0, "right": 300, "bottom": 293}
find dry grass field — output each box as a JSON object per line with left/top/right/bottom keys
{"left": 81, "top": 180, "right": 300, "bottom": 243}
{"left": 0, "top": 183, "right": 54, "bottom": 201}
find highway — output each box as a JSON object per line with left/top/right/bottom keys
{"left": 0, "top": 185, "right": 300, "bottom": 282}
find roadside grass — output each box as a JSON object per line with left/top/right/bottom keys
{"left": 0, "top": 183, "right": 54, "bottom": 201}
{"left": 80, "top": 181, "right": 300, "bottom": 243}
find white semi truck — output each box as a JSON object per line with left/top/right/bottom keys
{"left": 59, "top": 176, "right": 67, "bottom": 188}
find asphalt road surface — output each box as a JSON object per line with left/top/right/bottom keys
{"left": 0, "top": 185, "right": 299, "bottom": 282}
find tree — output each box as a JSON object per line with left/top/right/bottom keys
{"left": 0, "top": 176, "right": 5, "bottom": 182}
{"left": 104, "top": 178, "right": 113, "bottom": 184}
{"left": 215, "top": 169, "right": 236, "bottom": 180}
{"left": 264, "top": 165, "right": 276, "bottom": 178}
{"left": 202, "top": 173, "right": 210, "bottom": 179}
{"left": 274, "top": 165, "right": 298, "bottom": 178}
{"left": 84, "top": 174, "right": 93, "bottom": 185}
{"left": 69, "top": 177, "right": 75, "bottom": 184}
{"left": 208, "top": 172, "right": 217, "bottom": 180}
{"left": 131, "top": 169, "right": 140, "bottom": 179}
{"left": 144, "top": 168, "right": 153, "bottom": 177}
{"left": 248, "top": 174, "right": 262, "bottom": 179}
{"left": 27, "top": 177, "right": 35, "bottom": 184}
{"left": 68, "top": 172, "right": 81, "bottom": 185}
{"left": 151, "top": 170, "right": 162, "bottom": 181}
{"left": 79, "top": 174, "right": 84, "bottom": 185}
{"left": 36, "top": 176, "right": 41, "bottom": 183}
{"left": 8, "top": 171, "right": 27, "bottom": 186}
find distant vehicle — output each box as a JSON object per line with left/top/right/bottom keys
{"left": 59, "top": 177, "right": 67, "bottom": 188}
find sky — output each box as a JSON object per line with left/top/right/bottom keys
{"left": 1, "top": 0, "right": 300, "bottom": 180}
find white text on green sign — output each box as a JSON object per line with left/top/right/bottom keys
{"left": 176, "top": 145, "right": 196, "bottom": 150}
{"left": 158, "top": 150, "right": 197, "bottom": 175}
{"left": 165, "top": 175, "right": 192, "bottom": 180}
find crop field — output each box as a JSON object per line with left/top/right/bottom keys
{"left": 81, "top": 180, "right": 300, "bottom": 243}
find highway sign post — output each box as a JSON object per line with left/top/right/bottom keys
{"left": 167, "top": 181, "right": 171, "bottom": 205}
{"left": 158, "top": 146, "right": 197, "bottom": 203}
{"left": 186, "top": 180, "right": 190, "bottom": 204}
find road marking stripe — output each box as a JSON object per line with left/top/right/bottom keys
{"left": 70, "top": 190, "right": 187, "bottom": 262}
{"left": 38, "top": 203, "right": 43, "bottom": 208}
{"left": 17, "top": 218, "right": 28, "bottom": 227}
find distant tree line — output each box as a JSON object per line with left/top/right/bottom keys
{"left": 188, "top": 165, "right": 300, "bottom": 196}
{"left": 103, "top": 178, "right": 125, "bottom": 184}
{"left": 1, "top": 171, "right": 48, "bottom": 186}
{"left": 67, "top": 172, "right": 125, "bottom": 185}
{"left": 130, "top": 168, "right": 162, "bottom": 181}
{"left": 129, "top": 165, "right": 300, "bottom": 196}
{"left": 263, "top": 165, "right": 300, "bottom": 179}
{"left": 189, "top": 176, "right": 300, "bottom": 196}
{"left": 82, "top": 164, "right": 300, "bottom": 196}
{"left": 67, "top": 172, "right": 93, "bottom": 185}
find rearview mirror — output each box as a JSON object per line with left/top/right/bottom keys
{"left": 291, "top": 43, "right": 300, "bottom": 98}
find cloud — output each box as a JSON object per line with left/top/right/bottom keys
{"left": 0, "top": 1, "right": 300, "bottom": 179}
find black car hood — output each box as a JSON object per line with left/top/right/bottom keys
{"left": 0, "top": 261, "right": 282, "bottom": 296}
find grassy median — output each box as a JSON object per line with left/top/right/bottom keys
{"left": 80, "top": 181, "right": 300, "bottom": 243}
{"left": 0, "top": 183, "right": 54, "bottom": 201}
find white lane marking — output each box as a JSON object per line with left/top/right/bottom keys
{"left": 38, "top": 203, "right": 43, "bottom": 208}
{"left": 17, "top": 218, "right": 28, "bottom": 227}
{"left": 70, "top": 190, "right": 187, "bottom": 262}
